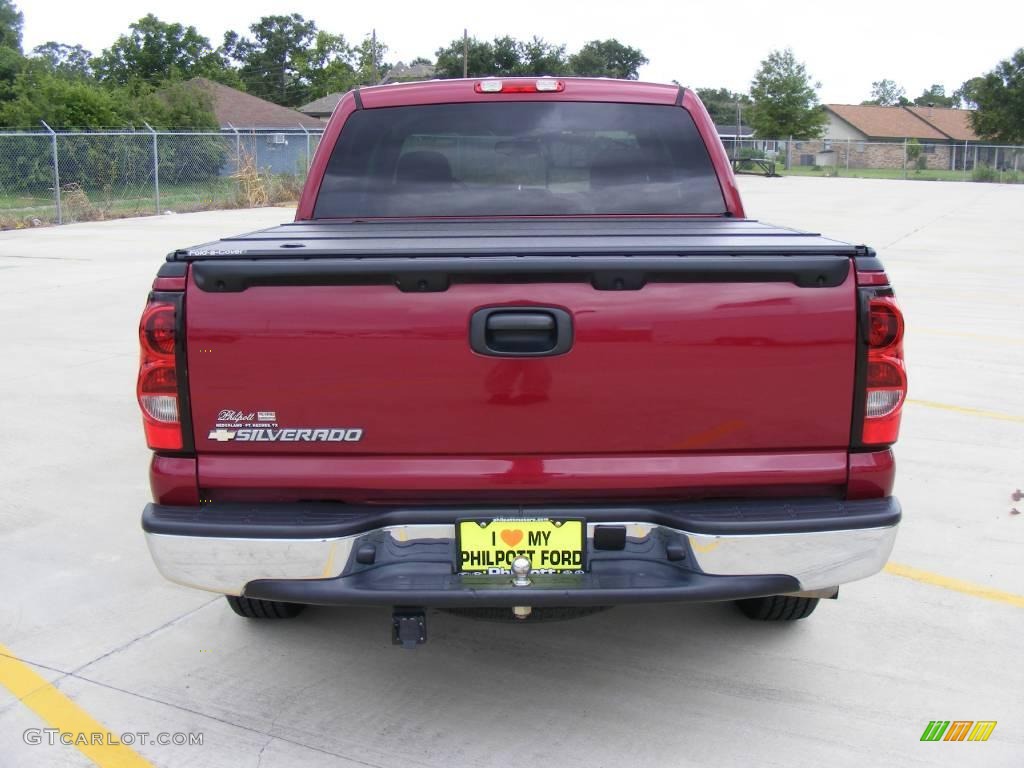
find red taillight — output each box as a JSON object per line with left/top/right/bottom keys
{"left": 862, "top": 294, "right": 906, "bottom": 445}
{"left": 867, "top": 302, "right": 901, "bottom": 348}
{"left": 138, "top": 298, "right": 183, "bottom": 450}
{"left": 141, "top": 303, "right": 176, "bottom": 356}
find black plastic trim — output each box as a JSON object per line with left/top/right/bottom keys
{"left": 854, "top": 246, "right": 884, "bottom": 272}
{"left": 352, "top": 88, "right": 363, "bottom": 110}
{"left": 157, "top": 262, "right": 187, "bottom": 277}
{"left": 191, "top": 255, "right": 852, "bottom": 293}
{"left": 244, "top": 563, "right": 799, "bottom": 608}
{"left": 142, "top": 496, "right": 901, "bottom": 540}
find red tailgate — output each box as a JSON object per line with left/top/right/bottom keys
{"left": 185, "top": 269, "right": 856, "bottom": 457}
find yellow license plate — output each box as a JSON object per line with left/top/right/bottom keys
{"left": 457, "top": 518, "right": 585, "bottom": 574}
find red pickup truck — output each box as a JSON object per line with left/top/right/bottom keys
{"left": 138, "top": 78, "right": 905, "bottom": 645}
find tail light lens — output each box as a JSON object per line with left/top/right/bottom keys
{"left": 138, "top": 297, "right": 183, "bottom": 450}
{"left": 861, "top": 294, "right": 906, "bottom": 445}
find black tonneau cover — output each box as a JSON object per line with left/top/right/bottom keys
{"left": 171, "top": 218, "right": 868, "bottom": 261}
{"left": 166, "top": 218, "right": 878, "bottom": 293}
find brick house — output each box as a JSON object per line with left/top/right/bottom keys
{"left": 790, "top": 104, "right": 984, "bottom": 170}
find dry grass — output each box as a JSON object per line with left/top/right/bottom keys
{"left": 231, "top": 149, "right": 270, "bottom": 208}
{"left": 228, "top": 148, "right": 306, "bottom": 208}
{"left": 60, "top": 184, "right": 103, "bottom": 222}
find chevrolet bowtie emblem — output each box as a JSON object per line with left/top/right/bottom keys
{"left": 207, "top": 429, "right": 236, "bottom": 442}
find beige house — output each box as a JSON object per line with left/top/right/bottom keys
{"left": 791, "top": 104, "right": 984, "bottom": 170}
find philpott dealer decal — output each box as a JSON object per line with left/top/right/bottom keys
{"left": 207, "top": 409, "right": 363, "bottom": 443}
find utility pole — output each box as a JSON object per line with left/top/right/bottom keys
{"left": 371, "top": 29, "right": 378, "bottom": 84}
{"left": 463, "top": 28, "right": 468, "bottom": 78}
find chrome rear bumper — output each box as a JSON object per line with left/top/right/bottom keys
{"left": 143, "top": 498, "right": 899, "bottom": 603}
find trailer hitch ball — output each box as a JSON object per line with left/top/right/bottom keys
{"left": 511, "top": 556, "right": 532, "bottom": 587}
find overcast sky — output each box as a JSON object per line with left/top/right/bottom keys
{"left": 20, "top": 0, "right": 1024, "bottom": 104}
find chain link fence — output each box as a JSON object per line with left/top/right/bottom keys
{"left": 0, "top": 128, "right": 323, "bottom": 228}
{"left": 726, "top": 138, "right": 1024, "bottom": 182}
{"left": 3, "top": 128, "right": 1022, "bottom": 228}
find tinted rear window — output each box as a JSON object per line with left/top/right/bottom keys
{"left": 313, "top": 102, "right": 725, "bottom": 217}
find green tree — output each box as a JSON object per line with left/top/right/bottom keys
{"left": 515, "top": 37, "right": 566, "bottom": 75}
{"left": 435, "top": 36, "right": 494, "bottom": 78}
{"left": 94, "top": 15, "right": 231, "bottom": 87}
{"left": 863, "top": 79, "right": 907, "bottom": 106}
{"left": 0, "top": 61, "right": 130, "bottom": 127}
{"left": 0, "top": 0, "right": 22, "bottom": 52}
{"left": 969, "top": 49, "right": 1024, "bottom": 143}
{"left": 136, "top": 80, "right": 219, "bottom": 129}
{"left": 748, "top": 48, "right": 827, "bottom": 139}
{"left": 434, "top": 35, "right": 566, "bottom": 78}
{"left": 953, "top": 77, "right": 984, "bottom": 109}
{"left": 0, "top": 45, "right": 20, "bottom": 101}
{"left": 695, "top": 88, "right": 752, "bottom": 125}
{"left": 912, "top": 84, "right": 956, "bottom": 108}
{"left": 490, "top": 36, "right": 521, "bottom": 74}
{"left": 296, "top": 31, "right": 357, "bottom": 99}
{"left": 0, "top": 59, "right": 217, "bottom": 129}
{"left": 353, "top": 32, "right": 391, "bottom": 84}
{"left": 224, "top": 14, "right": 317, "bottom": 105}
{"left": 0, "top": 0, "right": 22, "bottom": 102}
{"left": 569, "top": 39, "right": 647, "bottom": 79}
{"left": 31, "top": 42, "right": 92, "bottom": 78}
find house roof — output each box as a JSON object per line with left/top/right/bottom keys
{"left": 382, "top": 62, "right": 437, "bottom": 83}
{"left": 298, "top": 92, "right": 344, "bottom": 117}
{"left": 299, "top": 63, "right": 440, "bottom": 116}
{"left": 714, "top": 122, "right": 754, "bottom": 137}
{"left": 826, "top": 104, "right": 947, "bottom": 140}
{"left": 905, "top": 106, "right": 979, "bottom": 141}
{"left": 187, "top": 78, "right": 325, "bottom": 130}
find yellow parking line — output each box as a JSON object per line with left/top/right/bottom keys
{"left": 321, "top": 541, "right": 338, "bottom": 577}
{"left": 885, "top": 563, "right": 1024, "bottom": 608}
{"left": 0, "top": 643, "right": 154, "bottom": 767}
{"left": 906, "top": 399, "right": 1024, "bottom": 423}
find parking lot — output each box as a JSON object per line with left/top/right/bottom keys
{"left": 1, "top": 175, "right": 1022, "bottom": 767}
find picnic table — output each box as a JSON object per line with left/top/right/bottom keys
{"left": 730, "top": 156, "right": 779, "bottom": 177}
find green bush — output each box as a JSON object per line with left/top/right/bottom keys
{"left": 906, "top": 138, "right": 922, "bottom": 169}
{"left": 972, "top": 164, "right": 997, "bottom": 182}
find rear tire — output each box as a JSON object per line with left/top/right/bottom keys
{"left": 226, "top": 595, "right": 305, "bottom": 619}
{"left": 735, "top": 595, "right": 818, "bottom": 621}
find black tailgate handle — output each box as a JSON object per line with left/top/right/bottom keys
{"left": 470, "top": 307, "right": 573, "bottom": 357}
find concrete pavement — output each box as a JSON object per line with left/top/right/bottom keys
{"left": 1, "top": 179, "right": 1022, "bottom": 767}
